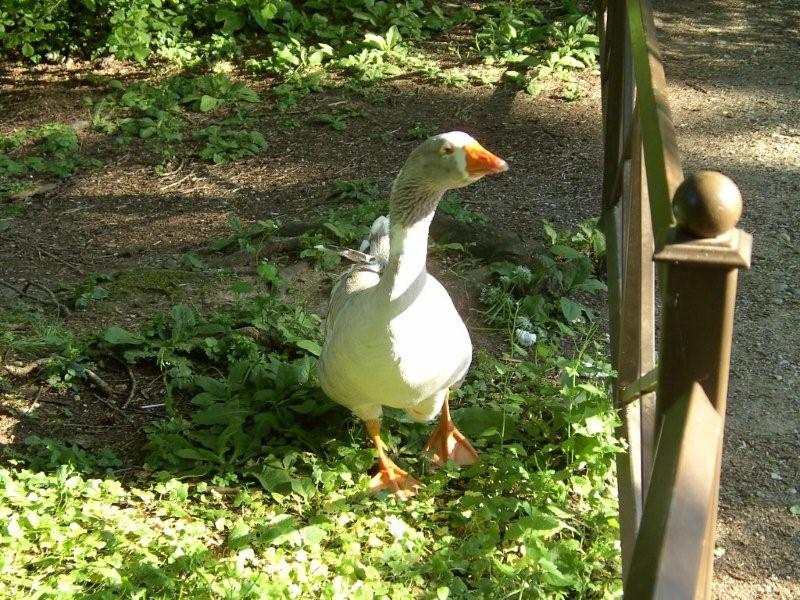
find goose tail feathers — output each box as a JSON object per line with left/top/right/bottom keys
{"left": 362, "top": 215, "right": 390, "bottom": 265}
{"left": 315, "top": 216, "right": 390, "bottom": 267}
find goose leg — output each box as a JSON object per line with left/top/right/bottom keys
{"left": 423, "top": 390, "right": 479, "bottom": 467}
{"left": 365, "top": 419, "right": 421, "bottom": 499}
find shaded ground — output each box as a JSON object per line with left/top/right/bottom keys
{"left": 0, "top": 0, "right": 797, "bottom": 596}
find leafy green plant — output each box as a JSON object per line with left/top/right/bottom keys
{"left": 173, "top": 73, "right": 260, "bottom": 112}
{"left": 89, "top": 75, "right": 262, "bottom": 163}
{"left": 0, "top": 123, "right": 98, "bottom": 181}
{"left": 314, "top": 112, "right": 348, "bottom": 131}
{"left": 406, "top": 123, "right": 435, "bottom": 140}
{"left": 481, "top": 220, "right": 607, "bottom": 346}
{"left": 195, "top": 126, "right": 266, "bottom": 163}
{"left": 69, "top": 273, "right": 112, "bottom": 309}
{"left": 439, "top": 192, "right": 489, "bottom": 225}
{"left": 208, "top": 214, "right": 279, "bottom": 254}
{"left": 299, "top": 178, "right": 387, "bottom": 267}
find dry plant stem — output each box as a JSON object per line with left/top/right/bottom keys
{"left": 109, "top": 354, "right": 137, "bottom": 408}
{"left": 84, "top": 368, "right": 115, "bottom": 397}
{"left": 36, "top": 246, "right": 85, "bottom": 275}
{"left": 0, "top": 279, "right": 70, "bottom": 316}
{"left": 25, "top": 386, "right": 44, "bottom": 415}
{"left": 23, "top": 281, "right": 72, "bottom": 317}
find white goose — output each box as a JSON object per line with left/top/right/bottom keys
{"left": 318, "top": 132, "right": 508, "bottom": 497}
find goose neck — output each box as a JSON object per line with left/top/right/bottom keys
{"left": 380, "top": 178, "right": 443, "bottom": 301}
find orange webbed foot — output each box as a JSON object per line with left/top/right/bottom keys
{"left": 423, "top": 391, "right": 479, "bottom": 468}
{"left": 423, "top": 423, "right": 479, "bottom": 467}
{"left": 369, "top": 462, "right": 422, "bottom": 499}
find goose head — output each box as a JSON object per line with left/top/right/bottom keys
{"left": 402, "top": 131, "right": 508, "bottom": 193}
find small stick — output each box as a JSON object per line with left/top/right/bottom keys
{"left": 62, "top": 422, "right": 117, "bottom": 430}
{"left": 12, "top": 280, "right": 72, "bottom": 317}
{"left": 110, "top": 354, "right": 137, "bottom": 408}
{"left": 0, "top": 280, "right": 66, "bottom": 315}
{"left": 160, "top": 173, "right": 192, "bottom": 191}
{"left": 36, "top": 397, "right": 71, "bottom": 407}
{"left": 84, "top": 368, "right": 115, "bottom": 397}
{"left": 92, "top": 393, "right": 133, "bottom": 423}
{"left": 23, "top": 281, "right": 71, "bottom": 317}
{"left": 36, "top": 247, "right": 85, "bottom": 275}
{"left": 25, "top": 386, "right": 45, "bottom": 415}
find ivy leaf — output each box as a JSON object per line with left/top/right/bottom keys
{"left": 101, "top": 326, "right": 145, "bottom": 346}
{"left": 198, "top": 95, "right": 220, "bottom": 112}
{"left": 252, "top": 466, "right": 292, "bottom": 492}
{"left": 215, "top": 8, "right": 245, "bottom": 33}
{"left": 295, "top": 339, "right": 321, "bottom": 356}
{"left": 551, "top": 244, "right": 583, "bottom": 259}
{"left": 559, "top": 298, "right": 583, "bottom": 322}
{"left": 251, "top": 2, "right": 278, "bottom": 29}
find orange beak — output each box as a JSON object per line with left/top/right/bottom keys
{"left": 464, "top": 142, "right": 508, "bottom": 177}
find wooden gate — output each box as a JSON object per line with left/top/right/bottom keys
{"left": 597, "top": 1, "right": 752, "bottom": 597}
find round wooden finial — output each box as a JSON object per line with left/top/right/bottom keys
{"left": 673, "top": 171, "right": 743, "bottom": 238}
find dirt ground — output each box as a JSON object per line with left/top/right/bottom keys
{"left": 656, "top": 0, "right": 800, "bottom": 597}
{"left": 0, "top": 0, "right": 798, "bottom": 596}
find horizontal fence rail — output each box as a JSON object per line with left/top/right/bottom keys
{"left": 598, "top": 0, "right": 753, "bottom": 597}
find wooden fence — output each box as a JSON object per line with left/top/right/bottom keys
{"left": 597, "top": 1, "right": 752, "bottom": 597}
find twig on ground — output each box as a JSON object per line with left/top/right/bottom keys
{"left": 84, "top": 368, "right": 116, "bottom": 397}
{"left": 36, "top": 246, "right": 85, "bottom": 275}
{"left": 63, "top": 422, "right": 118, "bottom": 430}
{"left": 92, "top": 392, "right": 134, "bottom": 423}
{"left": 23, "top": 280, "right": 71, "bottom": 317}
{"left": 109, "top": 354, "right": 137, "bottom": 408}
{"left": 160, "top": 172, "right": 193, "bottom": 191}
{"left": 35, "top": 396, "right": 71, "bottom": 407}
{"left": 139, "top": 403, "right": 165, "bottom": 410}
{"left": 158, "top": 159, "right": 185, "bottom": 178}
{"left": 0, "top": 279, "right": 71, "bottom": 317}
{"left": 25, "top": 386, "right": 45, "bottom": 415}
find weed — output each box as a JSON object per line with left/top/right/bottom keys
{"left": 69, "top": 273, "right": 113, "bottom": 309}
{"left": 439, "top": 192, "right": 489, "bottom": 225}
{"left": 406, "top": 123, "right": 436, "bottom": 140}
{"left": 0, "top": 123, "right": 99, "bottom": 184}
{"left": 89, "top": 75, "right": 263, "bottom": 164}
{"left": 208, "top": 215, "right": 279, "bottom": 255}
{"left": 195, "top": 126, "right": 266, "bottom": 163}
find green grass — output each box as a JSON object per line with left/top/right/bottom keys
{"left": 0, "top": 220, "right": 621, "bottom": 598}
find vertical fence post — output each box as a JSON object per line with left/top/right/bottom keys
{"left": 600, "top": 0, "right": 647, "bottom": 578}
{"left": 653, "top": 171, "right": 752, "bottom": 597}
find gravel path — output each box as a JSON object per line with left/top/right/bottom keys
{"left": 656, "top": 1, "right": 800, "bottom": 597}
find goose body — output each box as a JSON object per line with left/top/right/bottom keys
{"left": 317, "top": 132, "right": 508, "bottom": 496}
{"left": 319, "top": 215, "right": 472, "bottom": 423}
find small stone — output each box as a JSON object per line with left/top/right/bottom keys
{"left": 771, "top": 472, "right": 783, "bottom": 481}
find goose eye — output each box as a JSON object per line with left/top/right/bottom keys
{"left": 441, "top": 144, "right": 455, "bottom": 155}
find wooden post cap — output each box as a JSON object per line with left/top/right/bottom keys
{"left": 673, "top": 171, "right": 743, "bottom": 238}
